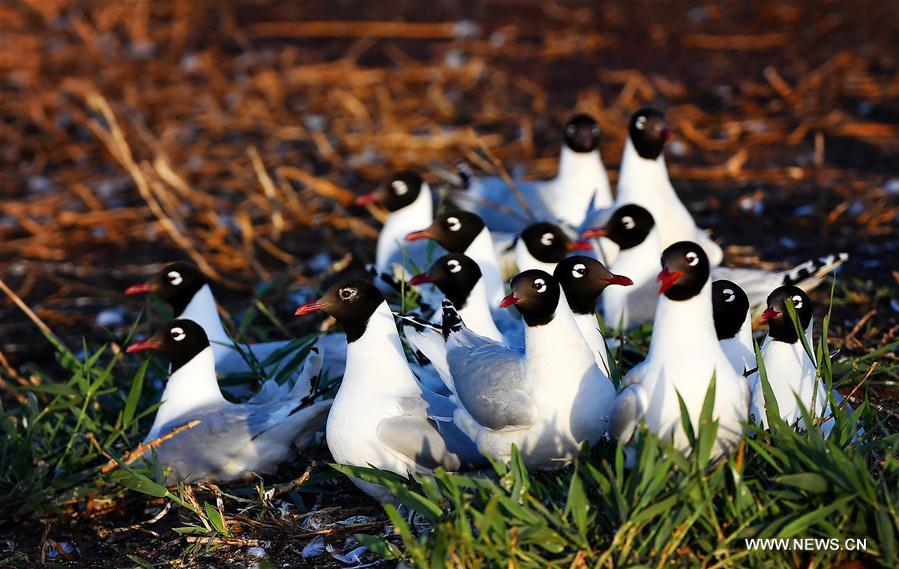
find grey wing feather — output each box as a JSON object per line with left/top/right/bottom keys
{"left": 446, "top": 339, "right": 535, "bottom": 431}
{"left": 377, "top": 415, "right": 461, "bottom": 472}
{"left": 610, "top": 385, "right": 645, "bottom": 444}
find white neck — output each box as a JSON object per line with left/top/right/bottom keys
{"left": 458, "top": 279, "right": 504, "bottom": 342}
{"left": 465, "top": 229, "right": 505, "bottom": 306}
{"left": 572, "top": 311, "right": 611, "bottom": 375}
{"left": 376, "top": 184, "right": 433, "bottom": 273}
{"left": 341, "top": 302, "right": 420, "bottom": 397}
{"left": 609, "top": 228, "right": 662, "bottom": 288}
{"left": 146, "top": 347, "right": 226, "bottom": 439}
{"left": 548, "top": 147, "right": 613, "bottom": 222}
{"left": 514, "top": 238, "right": 558, "bottom": 274}
{"left": 616, "top": 138, "right": 672, "bottom": 204}
{"left": 720, "top": 314, "right": 755, "bottom": 373}
{"left": 178, "top": 285, "right": 233, "bottom": 362}
{"left": 523, "top": 292, "right": 597, "bottom": 387}
{"left": 649, "top": 281, "right": 719, "bottom": 360}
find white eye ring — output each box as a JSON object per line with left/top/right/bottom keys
{"left": 339, "top": 288, "right": 356, "bottom": 300}
{"left": 170, "top": 327, "right": 186, "bottom": 342}
{"left": 791, "top": 295, "right": 803, "bottom": 308}
{"left": 446, "top": 216, "right": 461, "bottom": 232}
{"left": 571, "top": 263, "right": 586, "bottom": 279}
{"left": 447, "top": 260, "right": 462, "bottom": 273}
{"left": 533, "top": 278, "right": 547, "bottom": 293}
{"left": 635, "top": 116, "right": 647, "bottom": 130}
{"left": 722, "top": 288, "right": 735, "bottom": 303}
{"left": 566, "top": 124, "right": 576, "bottom": 135}
{"left": 167, "top": 271, "right": 183, "bottom": 286}
{"left": 540, "top": 232, "right": 555, "bottom": 246}
{"left": 621, "top": 216, "right": 635, "bottom": 230}
{"left": 391, "top": 180, "right": 408, "bottom": 195}
{"left": 686, "top": 251, "right": 699, "bottom": 266}
{"left": 591, "top": 125, "right": 600, "bottom": 135}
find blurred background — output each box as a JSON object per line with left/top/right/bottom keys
{"left": 1, "top": 0, "right": 897, "bottom": 368}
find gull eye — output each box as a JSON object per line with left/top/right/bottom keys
{"left": 722, "top": 288, "right": 735, "bottom": 303}
{"left": 391, "top": 180, "right": 408, "bottom": 195}
{"left": 591, "top": 124, "right": 600, "bottom": 136}
{"left": 447, "top": 259, "right": 462, "bottom": 273}
{"left": 167, "top": 271, "right": 183, "bottom": 286}
{"left": 533, "top": 278, "right": 547, "bottom": 293}
{"left": 566, "top": 124, "right": 576, "bottom": 136}
{"left": 685, "top": 251, "right": 699, "bottom": 266}
{"left": 791, "top": 295, "right": 803, "bottom": 309}
{"left": 339, "top": 288, "right": 356, "bottom": 301}
{"left": 446, "top": 216, "right": 461, "bottom": 232}
{"left": 540, "top": 232, "right": 555, "bottom": 246}
{"left": 635, "top": 116, "right": 647, "bottom": 130}
{"left": 170, "top": 327, "right": 186, "bottom": 342}
{"left": 571, "top": 263, "right": 587, "bottom": 279}
{"left": 621, "top": 215, "right": 635, "bottom": 230}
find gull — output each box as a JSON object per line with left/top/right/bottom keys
{"left": 127, "top": 319, "right": 331, "bottom": 484}
{"left": 295, "top": 278, "right": 484, "bottom": 502}
{"left": 610, "top": 242, "right": 749, "bottom": 460}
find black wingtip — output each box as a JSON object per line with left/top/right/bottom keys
{"left": 441, "top": 299, "right": 463, "bottom": 339}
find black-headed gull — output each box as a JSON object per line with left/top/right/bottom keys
{"left": 295, "top": 278, "right": 483, "bottom": 502}
{"left": 586, "top": 107, "right": 723, "bottom": 266}
{"left": 583, "top": 205, "right": 849, "bottom": 328}
{"left": 405, "top": 210, "right": 506, "bottom": 310}
{"left": 432, "top": 270, "right": 615, "bottom": 469}
{"left": 583, "top": 205, "right": 662, "bottom": 329}
{"left": 125, "top": 261, "right": 346, "bottom": 383}
{"left": 610, "top": 242, "right": 749, "bottom": 460}
{"left": 553, "top": 256, "right": 633, "bottom": 377}
{"left": 452, "top": 113, "right": 612, "bottom": 233}
{"left": 355, "top": 171, "right": 437, "bottom": 290}
{"left": 749, "top": 286, "right": 845, "bottom": 436}
{"left": 712, "top": 280, "right": 754, "bottom": 375}
{"left": 409, "top": 253, "right": 507, "bottom": 343}
{"left": 127, "top": 319, "right": 331, "bottom": 484}
{"left": 514, "top": 221, "right": 593, "bottom": 274}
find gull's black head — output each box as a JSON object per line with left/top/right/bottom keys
{"left": 554, "top": 256, "right": 634, "bottom": 315}
{"left": 125, "top": 261, "right": 207, "bottom": 315}
{"left": 763, "top": 285, "right": 813, "bottom": 344}
{"left": 355, "top": 170, "right": 424, "bottom": 213}
{"left": 405, "top": 210, "right": 485, "bottom": 253}
{"left": 521, "top": 222, "right": 591, "bottom": 263}
{"left": 563, "top": 113, "right": 601, "bottom": 153}
{"left": 126, "top": 319, "right": 210, "bottom": 373}
{"left": 712, "top": 280, "right": 750, "bottom": 340}
{"left": 658, "top": 241, "right": 710, "bottom": 301}
{"left": 502, "top": 270, "right": 561, "bottom": 327}
{"left": 410, "top": 253, "right": 482, "bottom": 309}
{"left": 295, "top": 278, "right": 384, "bottom": 343}
{"left": 581, "top": 204, "right": 655, "bottom": 251}
{"left": 629, "top": 107, "right": 670, "bottom": 160}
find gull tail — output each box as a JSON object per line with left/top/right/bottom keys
{"left": 715, "top": 252, "right": 849, "bottom": 309}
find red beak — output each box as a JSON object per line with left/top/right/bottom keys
{"left": 657, "top": 268, "right": 684, "bottom": 295}
{"left": 762, "top": 307, "right": 780, "bottom": 321}
{"left": 580, "top": 227, "right": 607, "bottom": 239}
{"left": 295, "top": 300, "right": 325, "bottom": 316}
{"left": 355, "top": 191, "right": 380, "bottom": 206}
{"left": 567, "top": 240, "right": 593, "bottom": 252}
{"left": 405, "top": 229, "right": 433, "bottom": 242}
{"left": 606, "top": 274, "right": 634, "bottom": 287}
{"left": 125, "top": 282, "right": 157, "bottom": 296}
{"left": 660, "top": 127, "right": 672, "bottom": 142}
{"left": 500, "top": 294, "right": 520, "bottom": 309}
{"left": 409, "top": 274, "right": 432, "bottom": 286}
{"left": 126, "top": 338, "right": 162, "bottom": 354}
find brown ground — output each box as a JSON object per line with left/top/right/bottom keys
{"left": 1, "top": 0, "right": 898, "bottom": 566}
